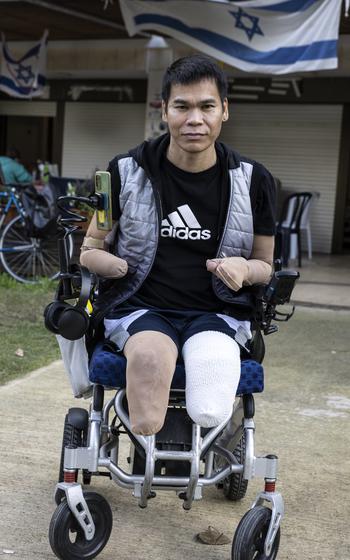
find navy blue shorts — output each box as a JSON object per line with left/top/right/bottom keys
{"left": 104, "top": 307, "right": 252, "bottom": 353}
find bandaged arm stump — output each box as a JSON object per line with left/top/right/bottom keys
{"left": 80, "top": 213, "right": 128, "bottom": 279}
{"left": 206, "top": 235, "right": 274, "bottom": 291}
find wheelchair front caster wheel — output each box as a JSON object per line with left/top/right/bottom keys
{"left": 232, "top": 506, "right": 280, "bottom": 560}
{"left": 49, "top": 492, "right": 112, "bottom": 560}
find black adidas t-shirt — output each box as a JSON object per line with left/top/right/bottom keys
{"left": 131, "top": 158, "right": 224, "bottom": 311}
{"left": 127, "top": 156, "right": 275, "bottom": 312}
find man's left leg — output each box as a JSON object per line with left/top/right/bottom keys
{"left": 182, "top": 330, "right": 241, "bottom": 427}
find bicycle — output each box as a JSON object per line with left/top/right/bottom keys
{"left": 0, "top": 183, "right": 74, "bottom": 284}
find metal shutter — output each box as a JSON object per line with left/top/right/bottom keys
{"left": 62, "top": 102, "right": 146, "bottom": 178}
{"left": 220, "top": 104, "right": 343, "bottom": 254}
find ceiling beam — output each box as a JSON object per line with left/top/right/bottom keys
{"left": 1, "top": 0, "right": 149, "bottom": 36}
{"left": 23, "top": 0, "right": 126, "bottom": 31}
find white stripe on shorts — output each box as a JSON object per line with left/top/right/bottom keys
{"left": 216, "top": 314, "right": 252, "bottom": 343}
{"left": 104, "top": 309, "right": 148, "bottom": 339}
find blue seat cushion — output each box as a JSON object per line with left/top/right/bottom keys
{"left": 89, "top": 342, "right": 264, "bottom": 395}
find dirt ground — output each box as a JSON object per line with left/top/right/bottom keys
{"left": 0, "top": 306, "right": 349, "bottom": 560}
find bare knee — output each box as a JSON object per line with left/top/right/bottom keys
{"left": 125, "top": 342, "right": 174, "bottom": 436}
{"left": 127, "top": 346, "right": 159, "bottom": 376}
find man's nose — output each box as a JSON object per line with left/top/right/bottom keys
{"left": 187, "top": 108, "right": 204, "bottom": 125}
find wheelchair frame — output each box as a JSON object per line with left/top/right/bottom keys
{"left": 57, "top": 387, "right": 283, "bottom": 557}
{"left": 48, "top": 193, "right": 299, "bottom": 560}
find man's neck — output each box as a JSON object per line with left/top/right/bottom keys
{"left": 166, "top": 141, "right": 217, "bottom": 173}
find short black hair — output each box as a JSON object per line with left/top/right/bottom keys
{"left": 162, "top": 54, "right": 228, "bottom": 106}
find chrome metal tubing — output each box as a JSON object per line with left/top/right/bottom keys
{"left": 200, "top": 415, "right": 232, "bottom": 456}
{"left": 103, "top": 396, "right": 115, "bottom": 426}
{"left": 200, "top": 463, "right": 243, "bottom": 485}
{"left": 98, "top": 457, "right": 242, "bottom": 488}
{"left": 139, "top": 435, "right": 156, "bottom": 508}
{"left": 243, "top": 418, "right": 255, "bottom": 480}
{"left": 111, "top": 388, "right": 244, "bottom": 504}
{"left": 114, "top": 390, "right": 148, "bottom": 449}
{"left": 154, "top": 450, "right": 194, "bottom": 461}
{"left": 215, "top": 398, "right": 244, "bottom": 453}
{"left": 87, "top": 412, "right": 102, "bottom": 472}
{"left": 204, "top": 450, "right": 214, "bottom": 478}
{"left": 183, "top": 424, "right": 201, "bottom": 510}
{"left": 212, "top": 443, "right": 239, "bottom": 466}
{"left": 114, "top": 389, "right": 231, "bottom": 457}
{"left": 99, "top": 434, "right": 119, "bottom": 460}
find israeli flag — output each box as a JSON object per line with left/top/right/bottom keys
{"left": 120, "top": 0, "right": 342, "bottom": 74}
{"left": 0, "top": 30, "right": 48, "bottom": 98}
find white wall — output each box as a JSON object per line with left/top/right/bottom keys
{"left": 220, "top": 104, "right": 343, "bottom": 253}
{"left": 61, "top": 102, "right": 146, "bottom": 177}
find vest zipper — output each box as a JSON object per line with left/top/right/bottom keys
{"left": 211, "top": 173, "right": 233, "bottom": 299}
{"left": 92, "top": 177, "right": 161, "bottom": 327}
{"left": 116, "top": 180, "right": 161, "bottom": 300}
{"left": 215, "top": 174, "right": 233, "bottom": 258}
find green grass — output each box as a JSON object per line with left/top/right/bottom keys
{"left": 0, "top": 274, "right": 60, "bottom": 384}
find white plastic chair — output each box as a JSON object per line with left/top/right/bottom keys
{"left": 282, "top": 193, "right": 319, "bottom": 261}
{"left": 277, "top": 192, "right": 319, "bottom": 267}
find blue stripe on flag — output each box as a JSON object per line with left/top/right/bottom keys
{"left": 0, "top": 74, "right": 46, "bottom": 94}
{"left": 258, "top": 0, "right": 320, "bottom": 12}
{"left": 134, "top": 14, "right": 337, "bottom": 64}
{"left": 18, "top": 43, "right": 42, "bottom": 63}
{"left": 3, "top": 42, "right": 42, "bottom": 64}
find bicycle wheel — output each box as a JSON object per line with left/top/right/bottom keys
{"left": 0, "top": 215, "right": 73, "bottom": 284}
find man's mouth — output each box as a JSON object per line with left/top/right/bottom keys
{"left": 183, "top": 133, "right": 206, "bottom": 138}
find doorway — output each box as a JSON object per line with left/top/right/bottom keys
{"left": 5, "top": 115, "right": 53, "bottom": 174}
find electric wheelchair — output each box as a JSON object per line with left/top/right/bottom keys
{"left": 44, "top": 192, "right": 299, "bottom": 560}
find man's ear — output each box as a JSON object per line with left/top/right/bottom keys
{"left": 161, "top": 100, "right": 168, "bottom": 122}
{"left": 222, "top": 98, "right": 229, "bottom": 122}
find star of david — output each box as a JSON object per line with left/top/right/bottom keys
{"left": 15, "top": 64, "right": 35, "bottom": 84}
{"left": 230, "top": 7, "right": 264, "bottom": 41}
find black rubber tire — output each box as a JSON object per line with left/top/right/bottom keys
{"left": 223, "top": 433, "right": 248, "bottom": 501}
{"left": 232, "top": 506, "right": 280, "bottom": 560}
{"left": 0, "top": 215, "right": 73, "bottom": 284}
{"left": 49, "top": 492, "right": 112, "bottom": 560}
{"left": 83, "top": 470, "right": 92, "bottom": 485}
{"left": 56, "top": 410, "right": 88, "bottom": 505}
{"left": 58, "top": 412, "right": 84, "bottom": 483}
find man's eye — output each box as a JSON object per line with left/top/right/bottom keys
{"left": 203, "top": 104, "right": 215, "bottom": 109}
{"left": 175, "top": 105, "right": 187, "bottom": 110}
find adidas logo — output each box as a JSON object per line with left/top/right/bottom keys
{"left": 161, "top": 204, "right": 211, "bottom": 240}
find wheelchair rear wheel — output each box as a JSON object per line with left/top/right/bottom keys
{"left": 232, "top": 506, "right": 280, "bottom": 560}
{"left": 56, "top": 409, "right": 89, "bottom": 505}
{"left": 223, "top": 433, "right": 248, "bottom": 501}
{"left": 49, "top": 492, "right": 112, "bottom": 560}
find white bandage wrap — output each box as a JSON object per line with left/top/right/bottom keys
{"left": 182, "top": 331, "right": 241, "bottom": 428}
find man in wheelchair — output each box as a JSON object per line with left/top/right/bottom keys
{"left": 81, "top": 54, "right": 276, "bottom": 437}
{"left": 46, "top": 55, "right": 298, "bottom": 560}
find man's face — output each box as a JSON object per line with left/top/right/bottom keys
{"left": 162, "top": 79, "right": 228, "bottom": 155}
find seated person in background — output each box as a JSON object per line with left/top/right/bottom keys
{"left": 80, "top": 55, "right": 276, "bottom": 436}
{"left": 0, "top": 147, "right": 32, "bottom": 187}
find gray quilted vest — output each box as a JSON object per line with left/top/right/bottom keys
{"left": 109, "top": 155, "right": 254, "bottom": 308}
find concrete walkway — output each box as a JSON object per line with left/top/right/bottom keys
{"left": 0, "top": 255, "right": 349, "bottom": 560}
{"left": 290, "top": 253, "right": 350, "bottom": 309}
